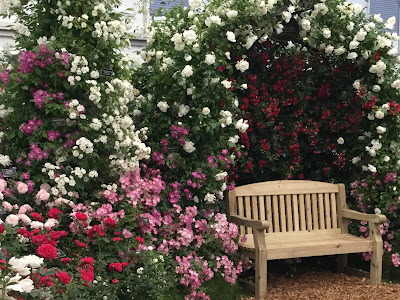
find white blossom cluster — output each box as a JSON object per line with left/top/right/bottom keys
{"left": 92, "top": 20, "right": 130, "bottom": 45}
{"left": 0, "top": 0, "right": 21, "bottom": 15}
{"left": 66, "top": 99, "right": 86, "bottom": 120}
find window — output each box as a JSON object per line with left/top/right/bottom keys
{"left": 150, "top": 0, "right": 189, "bottom": 15}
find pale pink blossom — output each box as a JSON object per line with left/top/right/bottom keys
{"left": 30, "top": 221, "right": 44, "bottom": 229}
{"left": 16, "top": 182, "right": 28, "bottom": 194}
{"left": 18, "top": 204, "right": 33, "bottom": 215}
{"left": 18, "top": 214, "right": 32, "bottom": 225}
{"left": 35, "top": 189, "right": 50, "bottom": 204}
{"left": 5, "top": 214, "right": 19, "bottom": 227}
{"left": 2, "top": 201, "right": 13, "bottom": 211}
{"left": 0, "top": 179, "right": 7, "bottom": 192}
{"left": 44, "top": 218, "right": 58, "bottom": 228}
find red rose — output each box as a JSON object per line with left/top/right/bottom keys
{"left": 104, "top": 217, "right": 116, "bottom": 227}
{"left": 109, "top": 263, "right": 123, "bottom": 272}
{"left": 80, "top": 257, "right": 95, "bottom": 265}
{"left": 48, "top": 208, "right": 62, "bottom": 219}
{"left": 80, "top": 269, "right": 94, "bottom": 282}
{"left": 135, "top": 237, "right": 144, "bottom": 244}
{"left": 111, "top": 237, "right": 121, "bottom": 242}
{"left": 56, "top": 270, "right": 72, "bottom": 285}
{"left": 74, "top": 240, "right": 88, "bottom": 248}
{"left": 112, "top": 279, "right": 118, "bottom": 284}
{"left": 37, "top": 244, "right": 58, "bottom": 259}
{"left": 31, "top": 212, "right": 44, "bottom": 222}
{"left": 60, "top": 257, "right": 71, "bottom": 264}
{"left": 0, "top": 225, "right": 4, "bottom": 234}
{"left": 75, "top": 212, "right": 87, "bottom": 221}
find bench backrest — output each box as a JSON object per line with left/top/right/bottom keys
{"left": 227, "top": 180, "right": 348, "bottom": 236}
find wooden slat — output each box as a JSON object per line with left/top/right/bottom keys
{"left": 252, "top": 196, "right": 259, "bottom": 221}
{"left": 299, "top": 194, "right": 306, "bottom": 231}
{"left": 234, "top": 180, "right": 339, "bottom": 197}
{"left": 312, "top": 194, "right": 319, "bottom": 230}
{"left": 245, "top": 196, "right": 252, "bottom": 235}
{"left": 324, "top": 193, "right": 332, "bottom": 229}
{"left": 238, "top": 196, "right": 245, "bottom": 235}
{"left": 292, "top": 194, "right": 300, "bottom": 231}
{"left": 279, "top": 195, "right": 287, "bottom": 232}
{"left": 285, "top": 195, "right": 293, "bottom": 232}
{"left": 305, "top": 194, "right": 312, "bottom": 231}
{"left": 258, "top": 196, "right": 266, "bottom": 220}
{"left": 272, "top": 195, "right": 280, "bottom": 232}
{"left": 330, "top": 193, "right": 338, "bottom": 229}
{"left": 266, "top": 196, "right": 273, "bottom": 233}
{"left": 227, "top": 190, "right": 237, "bottom": 221}
{"left": 318, "top": 193, "right": 325, "bottom": 229}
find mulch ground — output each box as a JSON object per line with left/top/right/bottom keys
{"left": 243, "top": 271, "right": 400, "bottom": 299}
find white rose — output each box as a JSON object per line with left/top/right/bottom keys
{"left": 347, "top": 52, "right": 358, "bottom": 60}
{"left": 349, "top": 40, "right": 359, "bottom": 50}
{"left": 215, "top": 171, "right": 228, "bottom": 181}
{"left": 322, "top": 28, "right": 331, "bottom": 39}
{"left": 202, "top": 107, "right": 210, "bottom": 115}
{"left": 334, "top": 46, "right": 346, "bottom": 56}
{"left": 385, "top": 16, "right": 396, "bottom": 30}
{"left": 337, "top": 137, "right": 344, "bottom": 145}
{"left": 221, "top": 79, "right": 232, "bottom": 89}
{"left": 300, "top": 19, "right": 311, "bottom": 31}
{"left": 355, "top": 29, "right": 367, "bottom": 41}
{"left": 235, "top": 119, "right": 249, "bottom": 133}
{"left": 368, "top": 164, "right": 377, "bottom": 173}
{"left": 157, "top": 101, "right": 169, "bottom": 112}
{"left": 383, "top": 156, "right": 391, "bottom": 162}
{"left": 178, "top": 104, "right": 190, "bottom": 117}
{"left": 226, "top": 31, "right": 236, "bottom": 42}
{"left": 183, "top": 141, "right": 196, "bottom": 153}
{"left": 376, "top": 126, "right": 386, "bottom": 134}
{"left": 226, "top": 10, "right": 238, "bottom": 18}
{"left": 245, "top": 35, "right": 258, "bottom": 49}
{"left": 374, "top": 14, "right": 383, "bottom": 23}
{"left": 204, "top": 54, "right": 216, "bottom": 65}
{"left": 372, "top": 85, "right": 381, "bottom": 92}
{"left": 188, "top": 0, "right": 202, "bottom": 9}
{"left": 391, "top": 79, "right": 400, "bottom": 90}
{"left": 181, "top": 65, "right": 193, "bottom": 77}
{"left": 346, "top": 22, "right": 354, "bottom": 31}
{"left": 0, "top": 155, "right": 11, "bottom": 167}
{"left": 183, "top": 29, "right": 197, "bottom": 44}
{"left": 352, "top": 156, "right": 361, "bottom": 164}
{"left": 375, "top": 110, "right": 384, "bottom": 119}
{"left": 235, "top": 60, "right": 249, "bottom": 72}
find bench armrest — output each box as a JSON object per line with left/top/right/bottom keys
{"left": 341, "top": 209, "right": 386, "bottom": 224}
{"left": 230, "top": 215, "right": 270, "bottom": 230}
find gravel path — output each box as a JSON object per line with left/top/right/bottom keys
{"left": 244, "top": 271, "right": 400, "bottom": 299}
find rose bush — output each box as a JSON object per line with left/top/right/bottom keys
{"left": 135, "top": 0, "right": 400, "bottom": 272}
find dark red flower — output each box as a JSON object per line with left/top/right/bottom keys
{"left": 37, "top": 244, "right": 58, "bottom": 259}
{"left": 104, "top": 217, "right": 116, "bottom": 227}
{"left": 31, "top": 212, "right": 44, "bottom": 222}
{"left": 75, "top": 212, "right": 87, "bottom": 221}
{"left": 74, "top": 240, "right": 88, "bottom": 248}
{"left": 80, "top": 257, "right": 95, "bottom": 265}
{"left": 135, "top": 237, "right": 144, "bottom": 244}
{"left": 0, "top": 225, "right": 5, "bottom": 234}
{"left": 48, "top": 208, "right": 62, "bottom": 219}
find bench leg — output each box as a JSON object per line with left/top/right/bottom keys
{"left": 370, "top": 245, "right": 383, "bottom": 285}
{"left": 255, "top": 250, "right": 268, "bottom": 300}
{"left": 337, "top": 254, "right": 348, "bottom": 273}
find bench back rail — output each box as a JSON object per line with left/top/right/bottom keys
{"left": 227, "top": 180, "right": 348, "bottom": 236}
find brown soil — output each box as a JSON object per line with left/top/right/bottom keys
{"left": 244, "top": 271, "right": 400, "bottom": 300}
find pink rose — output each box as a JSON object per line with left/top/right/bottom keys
{"left": 5, "top": 214, "right": 19, "bottom": 226}
{"left": 0, "top": 179, "right": 7, "bottom": 192}
{"left": 18, "top": 214, "right": 32, "bottom": 225}
{"left": 16, "top": 182, "right": 28, "bottom": 194}
{"left": 18, "top": 204, "right": 33, "bottom": 214}
{"left": 44, "top": 218, "right": 59, "bottom": 228}
{"left": 0, "top": 192, "right": 3, "bottom": 200}
{"left": 2, "top": 201, "right": 13, "bottom": 211}
{"left": 30, "top": 221, "right": 44, "bottom": 229}
{"left": 35, "top": 189, "right": 50, "bottom": 204}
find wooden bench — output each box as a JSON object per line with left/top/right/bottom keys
{"left": 226, "top": 180, "right": 386, "bottom": 300}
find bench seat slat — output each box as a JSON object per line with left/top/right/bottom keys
{"left": 238, "top": 233, "right": 373, "bottom": 260}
